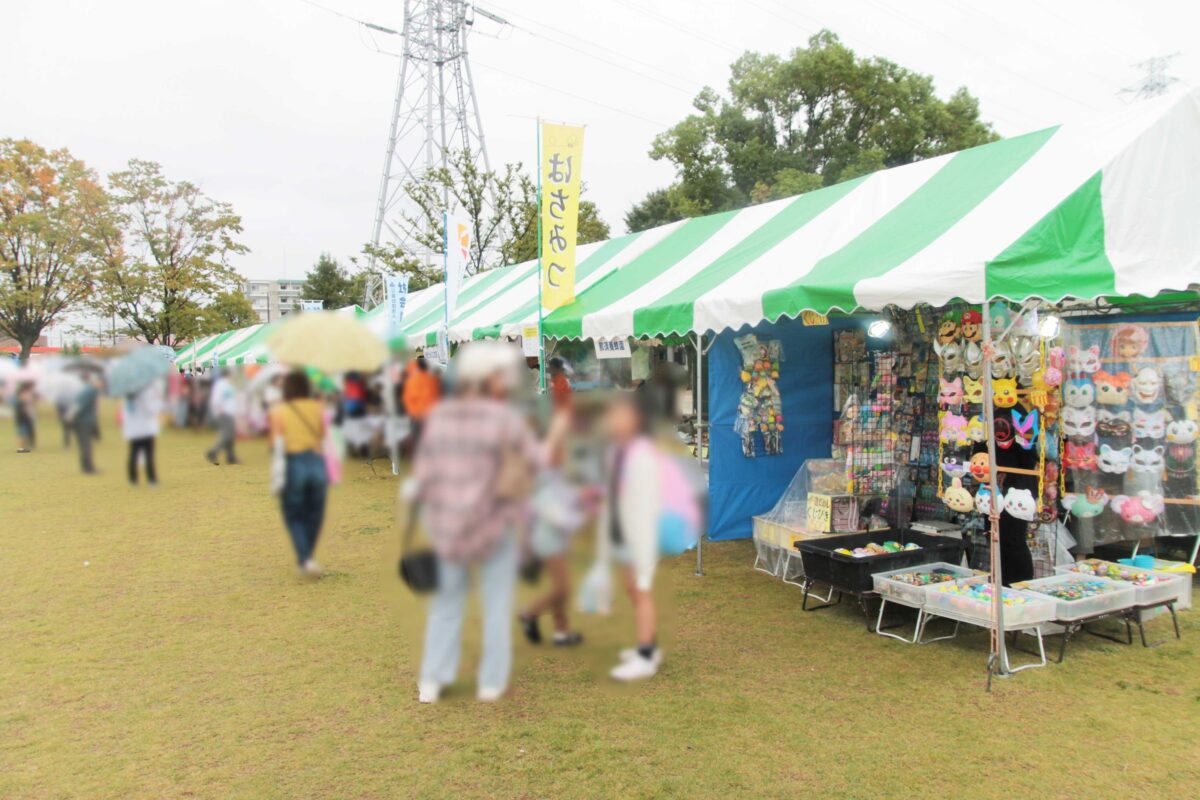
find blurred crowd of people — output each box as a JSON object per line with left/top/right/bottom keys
{"left": 4, "top": 341, "right": 698, "bottom": 703}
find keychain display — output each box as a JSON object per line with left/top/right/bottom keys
{"left": 734, "top": 333, "right": 785, "bottom": 457}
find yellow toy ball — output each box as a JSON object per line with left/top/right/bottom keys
{"left": 740, "top": 370, "right": 751, "bottom": 383}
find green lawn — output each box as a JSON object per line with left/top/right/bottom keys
{"left": 2, "top": 408, "right": 1199, "bottom": 799}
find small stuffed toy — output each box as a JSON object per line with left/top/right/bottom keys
{"left": 974, "top": 486, "right": 1003, "bottom": 515}
{"left": 943, "top": 477, "right": 974, "bottom": 513}
{"left": 1110, "top": 492, "right": 1164, "bottom": 525}
{"left": 1003, "top": 488, "right": 1037, "bottom": 521}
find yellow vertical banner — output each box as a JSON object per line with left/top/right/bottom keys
{"left": 540, "top": 122, "right": 584, "bottom": 312}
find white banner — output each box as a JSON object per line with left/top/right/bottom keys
{"left": 594, "top": 337, "right": 631, "bottom": 360}
{"left": 300, "top": 300, "right": 324, "bottom": 312}
{"left": 444, "top": 212, "right": 472, "bottom": 321}
{"left": 384, "top": 274, "right": 410, "bottom": 334}
{"left": 521, "top": 325, "right": 540, "bottom": 358}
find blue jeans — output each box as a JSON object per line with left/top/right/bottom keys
{"left": 420, "top": 533, "right": 517, "bottom": 692}
{"left": 282, "top": 451, "right": 328, "bottom": 565}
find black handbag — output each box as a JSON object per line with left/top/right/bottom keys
{"left": 398, "top": 502, "right": 438, "bottom": 593}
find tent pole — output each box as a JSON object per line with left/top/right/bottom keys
{"left": 981, "top": 303, "right": 1009, "bottom": 684}
{"left": 695, "top": 330, "right": 705, "bottom": 577}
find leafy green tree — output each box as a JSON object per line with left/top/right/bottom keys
{"left": 626, "top": 31, "right": 997, "bottom": 231}
{"left": 0, "top": 139, "right": 114, "bottom": 362}
{"left": 302, "top": 252, "right": 355, "bottom": 309}
{"left": 95, "top": 159, "right": 248, "bottom": 348}
{"left": 199, "top": 289, "right": 258, "bottom": 334}
{"left": 501, "top": 197, "right": 610, "bottom": 266}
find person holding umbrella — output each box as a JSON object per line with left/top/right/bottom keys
{"left": 73, "top": 372, "right": 102, "bottom": 474}
{"left": 108, "top": 347, "right": 171, "bottom": 486}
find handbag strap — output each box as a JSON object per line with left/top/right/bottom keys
{"left": 401, "top": 500, "right": 421, "bottom": 555}
{"left": 287, "top": 401, "right": 323, "bottom": 439}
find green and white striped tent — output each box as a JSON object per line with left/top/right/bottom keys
{"left": 537, "top": 88, "right": 1200, "bottom": 339}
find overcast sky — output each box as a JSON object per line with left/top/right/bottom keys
{"left": 7, "top": 0, "right": 1196, "bottom": 280}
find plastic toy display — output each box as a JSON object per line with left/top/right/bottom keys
{"left": 1013, "top": 575, "right": 1136, "bottom": 622}
{"left": 922, "top": 578, "right": 1057, "bottom": 629}
{"left": 733, "top": 333, "right": 784, "bottom": 457}
{"left": 1056, "top": 559, "right": 1186, "bottom": 606}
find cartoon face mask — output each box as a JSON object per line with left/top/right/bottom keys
{"left": 943, "top": 477, "right": 974, "bottom": 513}
{"left": 1012, "top": 337, "right": 1041, "bottom": 383}
{"left": 1097, "top": 444, "right": 1133, "bottom": 474}
{"left": 939, "top": 413, "right": 970, "bottom": 447}
{"left": 1062, "top": 406, "right": 1096, "bottom": 439}
{"left": 1003, "top": 488, "right": 1037, "bottom": 521}
{"left": 1061, "top": 486, "right": 1109, "bottom": 519}
{"left": 992, "top": 378, "right": 1019, "bottom": 409}
{"left": 975, "top": 486, "right": 1003, "bottom": 515}
{"left": 1063, "top": 378, "right": 1095, "bottom": 408}
{"left": 967, "top": 415, "right": 987, "bottom": 443}
{"left": 1110, "top": 492, "right": 1164, "bottom": 525}
{"left": 1094, "top": 371, "right": 1132, "bottom": 406}
{"left": 993, "top": 416, "right": 1014, "bottom": 449}
{"left": 1167, "top": 420, "right": 1199, "bottom": 445}
{"left": 938, "top": 377, "right": 964, "bottom": 407}
{"left": 1130, "top": 444, "right": 1165, "bottom": 475}
{"left": 1066, "top": 345, "right": 1101, "bottom": 374}
{"left": 969, "top": 452, "right": 990, "bottom": 481}
{"left": 1110, "top": 325, "right": 1149, "bottom": 360}
{"left": 1133, "top": 408, "right": 1168, "bottom": 440}
{"left": 1131, "top": 368, "right": 1162, "bottom": 406}
{"left": 960, "top": 310, "right": 982, "bottom": 343}
{"left": 941, "top": 455, "right": 966, "bottom": 479}
{"left": 934, "top": 340, "right": 963, "bottom": 375}
{"left": 1096, "top": 409, "right": 1132, "bottom": 441}
{"left": 962, "top": 376, "right": 984, "bottom": 405}
{"left": 937, "top": 314, "right": 960, "bottom": 345}
{"left": 1064, "top": 441, "right": 1098, "bottom": 471}
{"left": 1012, "top": 408, "right": 1038, "bottom": 450}
{"left": 990, "top": 341, "right": 1013, "bottom": 380}
{"left": 963, "top": 342, "right": 983, "bottom": 380}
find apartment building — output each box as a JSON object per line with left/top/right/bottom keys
{"left": 244, "top": 278, "right": 306, "bottom": 323}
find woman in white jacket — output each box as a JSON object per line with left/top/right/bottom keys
{"left": 123, "top": 381, "right": 164, "bottom": 485}
{"left": 598, "top": 392, "right": 664, "bottom": 682}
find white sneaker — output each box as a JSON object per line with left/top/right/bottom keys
{"left": 477, "top": 686, "right": 504, "bottom": 702}
{"left": 303, "top": 559, "right": 323, "bottom": 577}
{"left": 619, "top": 647, "right": 663, "bottom": 666}
{"left": 417, "top": 681, "right": 442, "bottom": 704}
{"left": 610, "top": 653, "right": 659, "bottom": 682}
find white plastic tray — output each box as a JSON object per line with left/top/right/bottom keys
{"left": 871, "top": 562, "right": 977, "bottom": 607}
{"left": 923, "top": 578, "right": 1057, "bottom": 629}
{"left": 1014, "top": 574, "right": 1137, "bottom": 622}
{"left": 1055, "top": 560, "right": 1188, "bottom": 606}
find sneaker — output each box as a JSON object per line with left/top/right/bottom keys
{"left": 552, "top": 632, "right": 584, "bottom": 647}
{"left": 477, "top": 686, "right": 504, "bottom": 702}
{"left": 417, "top": 681, "right": 442, "bottom": 704}
{"left": 303, "top": 559, "right": 323, "bottom": 577}
{"left": 16, "top": 449, "right": 30, "bottom": 454}
{"left": 610, "top": 652, "right": 659, "bottom": 682}
{"left": 619, "top": 647, "right": 663, "bottom": 666}
{"left": 519, "top": 614, "right": 542, "bottom": 645}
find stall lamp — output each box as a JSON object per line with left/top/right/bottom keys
{"left": 1038, "top": 315, "right": 1061, "bottom": 339}
{"left": 867, "top": 320, "right": 891, "bottom": 338}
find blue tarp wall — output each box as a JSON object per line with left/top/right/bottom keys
{"left": 707, "top": 317, "right": 873, "bottom": 540}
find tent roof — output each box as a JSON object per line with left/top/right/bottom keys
{"left": 540, "top": 87, "right": 1200, "bottom": 340}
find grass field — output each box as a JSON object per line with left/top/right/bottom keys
{"left": 3, "top": 407, "right": 1200, "bottom": 799}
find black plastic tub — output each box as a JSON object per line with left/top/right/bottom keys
{"left": 795, "top": 530, "right": 965, "bottom": 595}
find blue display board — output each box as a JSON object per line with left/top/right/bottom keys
{"left": 707, "top": 317, "right": 870, "bottom": 539}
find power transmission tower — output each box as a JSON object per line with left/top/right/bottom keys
{"left": 1121, "top": 53, "right": 1181, "bottom": 101}
{"left": 365, "top": 0, "right": 498, "bottom": 307}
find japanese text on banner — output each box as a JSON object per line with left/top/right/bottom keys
{"left": 540, "top": 122, "right": 584, "bottom": 312}
{"left": 384, "top": 274, "right": 410, "bottom": 335}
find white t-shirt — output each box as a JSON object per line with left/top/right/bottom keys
{"left": 123, "top": 382, "right": 163, "bottom": 440}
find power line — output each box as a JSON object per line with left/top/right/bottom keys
{"left": 609, "top": 0, "right": 742, "bottom": 56}
{"left": 470, "top": 57, "right": 676, "bottom": 127}
{"left": 293, "top": 0, "right": 400, "bottom": 35}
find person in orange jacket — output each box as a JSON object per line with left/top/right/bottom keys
{"left": 401, "top": 356, "right": 441, "bottom": 450}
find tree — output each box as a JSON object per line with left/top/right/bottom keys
{"left": 626, "top": 31, "right": 997, "bottom": 230}
{"left": 302, "top": 252, "right": 355, "bottom": 309}
{"left": 199, "top": 289, "right": 258, "bottom": 334}
{"left": 0, "top": 139, "right": 114, "bottom": 362}
{"left": 95, "top": 159, "right": 248, "bottom": 348}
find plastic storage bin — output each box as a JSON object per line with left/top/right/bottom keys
{"left": 871, "top": 562, "right": 978, "bottom": 607}
{"left": 1055, "top": 560, "right": 1188, "bottom": 606}
{"left": 796, "top": 530, "right": 965, "bottom": 594}
{"left": 923, "top": 578, "right": 1057, "bottom": 629}
{"left": 1014, "top": 575, "right": 1137, "bottom": 622}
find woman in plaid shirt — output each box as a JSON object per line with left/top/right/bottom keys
{"left": 415, "top": 342, "right": 547, "bottom": 704}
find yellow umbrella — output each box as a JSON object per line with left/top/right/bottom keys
{"left": 266, "top": 311, "right": 387, "bottom": 373}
